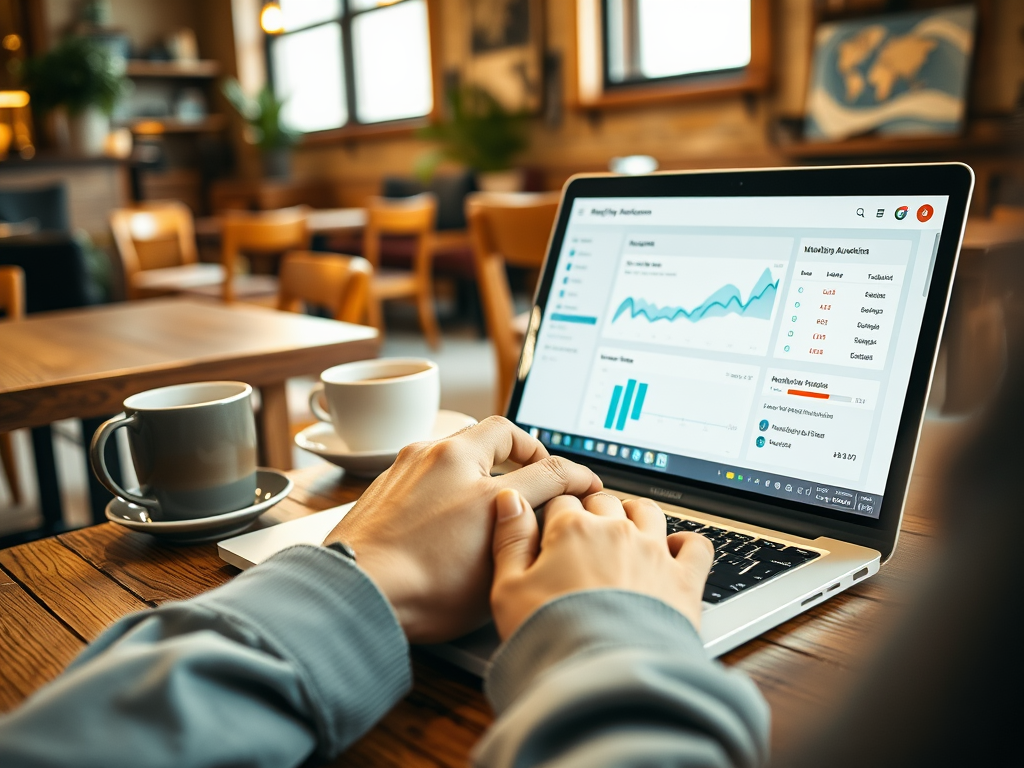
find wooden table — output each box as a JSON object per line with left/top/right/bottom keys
{"left": 0, "top": 298, "right": 378, "bottom": 504}
{"left": 0, "top": 416, "right": 971, "bottom": 764}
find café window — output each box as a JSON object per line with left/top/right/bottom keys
{"left": 604, "top": 0, "right": 751, "bottom": 86}
{"left": 268, "top": 0, "right": 433, "bottom": 134}
{"left": 577, "top": 0, "right": 768, "bottom": 107}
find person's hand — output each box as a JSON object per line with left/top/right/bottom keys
{"left": 323, "top": 416, "right": 602, "bottom": 644}
{"left": 489, "top": 490, "right": 714, "bottom": 640}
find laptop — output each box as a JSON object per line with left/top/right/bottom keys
{"left": 221, "top": 163, "right": 974, "bottom": 674}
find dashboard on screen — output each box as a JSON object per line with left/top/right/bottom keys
{"left": 511, "top": 195, "right": 949, "bottom": 521}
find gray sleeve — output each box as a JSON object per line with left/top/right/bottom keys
{"left": 474, "top": 590, "right": 770, "bottom": 768}
{"left": 0, "top": 545, "right": 412, "bottom": 768}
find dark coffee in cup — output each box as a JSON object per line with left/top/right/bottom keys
{"left": 90, "top": 381, "right": 258, "bottom": 520}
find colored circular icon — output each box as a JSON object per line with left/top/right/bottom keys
{"left": 759, "top": 419, "right": 769, "bottom": 431}
{"left": 756, "top": 436, "right": 765, "bottom": 448}
{"left": 895, "top": 205, "right": 909, "bottom": 220}
{"left": 784, "top": 345, "right": 791, "bottom": 352}
{"left": 917, "top": 204, "right": 934, "bottom": 222}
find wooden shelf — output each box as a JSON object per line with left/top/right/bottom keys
{"left": 777, "top": 122, "right": 1012, "bottom": 159}
{"left": 120, "top": 115, "right": 227, "bottom": 135}
{"left": 125, "top": 60, "right": 220, "bottom": 78}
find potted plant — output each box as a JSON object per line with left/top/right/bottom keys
{"left": 23, "top": 36, "right": 130, "bottom": 156}
{"left": 416, "top": 84, "right": 529, "bottom": 192}
{"left": 222, "top": 79, "right": 298, "bottom": 179}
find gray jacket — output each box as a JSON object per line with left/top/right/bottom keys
{"left": 0, "top": 545, "right": 769, "bottom": 767}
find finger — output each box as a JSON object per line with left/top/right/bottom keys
{"left": 497, "top": 456, "right": 602, "bottom": 510}
{"left": 669, "top": 531, "right": 715, "bottom": 573}
{"left": 623, "top": 497, "right": 667, "bottom": 536}
{"left": 492, "top": 489, "right": 540, "bottom": 581}
{"left": 537, "top": 494, "right": 586, "bottom": 530}
{"left": 458, "top": 416, "right": 549, "bottom": 469}
{"left": 581, "top": 492, "right": 627, "bottom": 518}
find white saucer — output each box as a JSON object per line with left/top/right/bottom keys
{"left": 105, "top": 469, "right": 293, "bottom": 544}
{"left": 295, "top": 410, "right": 478, "bottom": 477}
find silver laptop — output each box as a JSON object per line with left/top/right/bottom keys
{"left": 221, "top": 163, "right": 974, "bottom": 674}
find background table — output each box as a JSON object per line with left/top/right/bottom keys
{"left": 0, "top": 298, "right": 378, "bottom": 528}
{"left": 0, "top": 416, "right": 971, "bottom": 764}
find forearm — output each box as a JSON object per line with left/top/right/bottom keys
{"left": 475, "top": 591, "right": 770, "bottom": 768}
{"left": 0, "top": 546, "right": 412, "bottom": 768}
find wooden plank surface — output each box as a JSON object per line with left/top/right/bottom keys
{"left": 0, "top": 298, "right": 379, "bottom": 431}
{"left": 0, "top": 416, "right": 965, "bottom": 763}
{"left": 0, "top": 577, "right": 84, "bottom": 713}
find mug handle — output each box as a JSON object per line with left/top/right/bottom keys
{"left": 89, "top": 413, "right": 158, "bottom": 510}
{"left": 308, "top": 383, "right": 332, "bottom": 423}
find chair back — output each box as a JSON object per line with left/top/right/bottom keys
{"left": 0, "top": 265, "right": 25, "bottom": 321}
{"left": 467, "top": 192, "right": 560, "bottom": 411}
{"left": 220, "top": 206, "right": 310, "bottom": 302}
{"left": 362, "top": 193, "right": 437, "bottom": 271}
{"left": 111, "top": 201, "right": 198, "bottom": 298}
{"left": 278, "top": 251, "right": 373, "bottom": 324}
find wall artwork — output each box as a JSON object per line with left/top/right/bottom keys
{"left": 804, "top": 5, "right": 977, "bottom": 141}
{"left": 463, "top": 0, "right": 543, "bottom": 113}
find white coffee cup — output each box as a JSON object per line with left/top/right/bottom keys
{"left": 309, "top": 358, "right": 440, "bottom": 452}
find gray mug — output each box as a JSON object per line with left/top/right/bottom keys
{"left": 90, "top": 381, "right": 258, "bottom": 520}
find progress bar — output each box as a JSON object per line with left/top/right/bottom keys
{"left": 787, "top": 388, "right": 852, "bottom": 403}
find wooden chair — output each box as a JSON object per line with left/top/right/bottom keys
{"left": 0, "top": 265, "right": 25, "bottom": 504}
{"left": 110, "top": 201, "right": 224, "bottom": 300}
{"left": 220, "top": 207, "right": 311, "bottom": 304}
{"left": 467, "top": 192, "right": 561, "bottom": 414}
{"left": 362, "top": 194, "right": 441, "bottom": 349}
{"left": 277, "top": 251, "right": 373, "bottom": 323}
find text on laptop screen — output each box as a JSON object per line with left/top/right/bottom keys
{"left": 512, "top": 196, "right": 950, "bottom": 520}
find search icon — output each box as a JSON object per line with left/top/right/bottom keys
{"left": 856, "top": 207, "right": 865, "bottom": 217}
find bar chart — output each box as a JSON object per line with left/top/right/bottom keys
{"left": 580, "top": 348, "right": 760, "bottom": 461}
{"left": 604, "top": 379, "right": 649, "bottom": 430}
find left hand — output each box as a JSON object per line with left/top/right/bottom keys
{"left": 323, "top": 416, "right": 603, "bottom": 644}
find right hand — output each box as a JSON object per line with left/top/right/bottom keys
{"left": 490, "top": 490, "right": 714, "bottom": 641}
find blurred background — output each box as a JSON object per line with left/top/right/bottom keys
{"left": 0, "top": 0, "right": 1022, "bottom": 540}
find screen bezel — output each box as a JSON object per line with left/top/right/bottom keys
{"left": 506, "top": 164, "right": 974, "bottom": 560}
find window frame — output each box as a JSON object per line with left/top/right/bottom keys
{"left": 266, "top": 0, "right": 442, "bottom": 143}
{"left": 574, "top": 0, "right": 771, "bottom": 110}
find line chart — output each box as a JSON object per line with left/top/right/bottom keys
{"left": 602, "top": 250, "right": 792, "bottom": 356}
{"left": 611, "top": 268, "right": 779, "bottom": 325}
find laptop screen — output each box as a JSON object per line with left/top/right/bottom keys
{"left": 511, "top": 195, "right": 950, "bottom": 521}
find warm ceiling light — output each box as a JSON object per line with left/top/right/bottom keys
{"left": 0, "top": 90, "right": 30, "bottom": 108}
{"left": 260, "top": 2, "right": 284, "bottom": 34}
{"left": 2, "top": 34, "right": 21, "bottom": 51}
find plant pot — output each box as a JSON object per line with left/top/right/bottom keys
{"left": 67, "top": 107, "right": 110, "bottom": 157}
{"left": 477, "top": 169, "right": 524, "bottom": 193}
{"left": 262, "top": 148, "right": 292, "bottom": 179}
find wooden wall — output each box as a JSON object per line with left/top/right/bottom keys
{"left": 288, "top": 0, "right": 1024, "bottom": 210}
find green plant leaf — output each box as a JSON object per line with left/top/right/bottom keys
{"left": 416, "top": 84, "right": 529, "bottom": 176}
{"left": 22, "top": 36, "right": 130, "bottom": 116}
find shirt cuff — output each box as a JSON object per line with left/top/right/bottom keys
{"left": 194, "top": 544, "right": 412, "bottom": 756}
{"left": 485, "top": 589, "right": 705, "bottom": 714}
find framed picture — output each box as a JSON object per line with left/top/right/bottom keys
{"left": 804, "top": 5, "right": 977, "bottom": 141}
{"left": 462, "top": 0, "right": 544, "bottom": 113}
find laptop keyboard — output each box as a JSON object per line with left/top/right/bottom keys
{"left": 664, "top": 515, "right": 821, "bottom": 604}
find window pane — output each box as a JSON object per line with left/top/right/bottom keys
{"left": 606, "top": 0, "right": 752, "bottom": 83}
{"left": 280, "top": 0, "right": 341, "bottom": 31}
{"left": 636, "top": 0, "right": 750, "bottom": 79}
{"left": 352, "top": 0, "right": 433, "bottom": 123}
{"left": 348, "top": 0, "right": 386, "bottom": 10}
{"left": 272, "top": 23, "right": 347, "bottom": 132}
